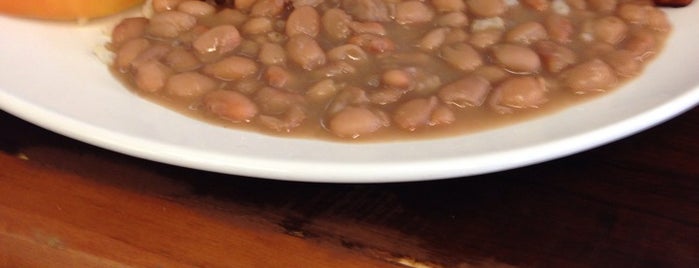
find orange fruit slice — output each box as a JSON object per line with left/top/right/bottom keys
{"left": 0, "top": 0, "right": 145, "bottom": 21}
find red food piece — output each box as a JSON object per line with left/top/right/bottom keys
{"left": 654, "top": 0, "right": 693, "bottom": 7}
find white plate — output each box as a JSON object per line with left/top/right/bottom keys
{"left": 1, "top": 6, "right": 698, "bottom": 183}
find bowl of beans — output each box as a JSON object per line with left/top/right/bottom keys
{"left": 0, "top": 0, "right": 697, "bottom": 182}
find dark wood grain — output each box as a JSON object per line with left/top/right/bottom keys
{"left": 1, "top": 107, "right": 697, "bottom": 268}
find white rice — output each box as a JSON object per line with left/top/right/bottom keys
{"left": 142, "top": 0, "right": 154, "bottom": 18}
{"left": 93, "top": 43, "right": 115, "bottom": 65}
{"left": 552, "top": 0, "right": 571, "bottom": 15}
{"left": 504, "top": 0, "right": 520, "bottom": 7}
{"left": 471, "top": 17, "right": 506, "bottom": 32}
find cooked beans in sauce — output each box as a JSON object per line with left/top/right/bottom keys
{"left": 109, "top": 0, "right": 671, "bottom": 140}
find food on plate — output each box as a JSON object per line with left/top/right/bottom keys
{"left": 109, "top": 0, "right": 673, "bottom": 140}
{"left": 0, "top": 0, "right": 144, "bottom": 21}
{"left": 653, "top": 0, "right": 693, "bottom": 7}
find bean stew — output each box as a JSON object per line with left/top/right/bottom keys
{"left": 109, "top": 0, "right": 672, "bottom": 140}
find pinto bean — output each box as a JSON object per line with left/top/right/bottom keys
{"left": 111, "top": 17, "right": 149, "bottom": 47}
{"left": 466, "top": 0, "right": 507, "bottom": 17}
{"left": 348, "top": 34, "right": 396, "bottom": 54}
{"left": 254, "top": 87, "right": 305, "bottom": 115}
{"left": 418, "top": 28, "right": 449, "bottom": 51}
{"left": 444, "top": 29, "right": 469, "bottom": 44}
{"left": 229, "top": 0, "right": 255, "bottom": 10}
{"left": 173, "top": 24, "right": 208, "bottom": 45}
{"left": 264, "top": 65, "right": 294, "bottom": 88}
{"left": 203, "top": 90, "right": 258, "bottom": 123}
{"left": 618, "top": 4, "right": 669, "bottom": 32}
{"left": 165, "top": 72, "right": 218, "bottom": 98}
{"left": 490, "top": 76, "right": 547, "bottom": 113}
{"left": 286, "top": 35, "right": 327, "bottom": 70}
{"left": 177, "top": 1, "right": 216, "bottom": 17}
{"left": 592, "top": 16, "right": 628, "bottom": 45}
{"left": 432, "top": 0, "right": 466, "bottom": 12}
{"left": 259, "top": 105, "right": 307, "bottom": 132}
{"left": 328, "top": 106, "right": 386, "bottom": 138}
{"left": 413, "top": 73, "right": 443, "bottom": 94}
{"left": 561, "top": 59, "right": 617, "bottom": 93}
{"left": 291, "top": 0, "right": 324, "bottom": 8}
{"left": 164, "top": 47, "right": 201, "bottom": 72}
{"left": 237, "top": 39, "right": 260, "bottom": 58}
{"left": 588, "top": 0, "right": 617, "bottom": 12}
{"left": 232, "top": 77, "right": 264, "bottom": 95}
{"left": 282, "top": 105, "right": 306, "bottom": 132}
{"left": 603, "top": 50, "right": 642, "bottom": 77}
{"left": 314, "top": 61, "right": 357, "bottom": 78}
{"left": 152, "top": 0, "right": 185, "bottom": 12}
{"left": 349, "top": 21, "right": 387, "bottom": 36}
{"left": 242, "top": 17, "right": 274, "bottom": 35}
{"left": 647, "top": 8, "right": 671, "bottom": 32}
{"left": 469, "top": 30, "right": 503, "bottom": 49}
{"left": 564, "top": 0, "right": 587, "bottom": 10}
{"left": 473, "top": 65, "right": 509, "bottom": 83}
{"left": 250, "top": 0, "right": 285, "bottom": 17}
{"left": 534, "top": 40, "right": 577, "bottom": 73}
{"left": 545, "top": 14, "right": 574, "bottom": 44}
{"left": 393, "top": 97, "right": 442, "bottom": 131}
{"left": 379, "top": 52, "right": 432, "bottom": 67}
{"left": 382, "top": 69, "right": 414, "bottom": 90}
{"left": 623, "top": 31, "right": 657, "bottom": 58}
{"left": 436, "top": 12, "right": 469, "bottom": 28}
{"left": 322, "top": 8, "right": 352, "bottom": 41}
{"left": 440, "top": 43, "right": 483, "bottom": 72}
{"left": 617, "top": 3, "right": 650, "bottom": 24}
{"left": 258, "top": 42, "right": 287, "bottom": 66}
{"left": 369, "top": 87, "right": 406, "bottom": 105}
{"left": 341, "top": 0, "right": 390, "bottom": 22}
{"left": 583, "top": 42, "right": 615, "bottom": 58}
{"left": 132, "top": 40, "right": 163, "bottom": 59}
{"left": 192, "top": 25, "right": 241, "bottom": 61}
{"left": 431, "top": 106, "right": 456, "bottom": 126}
{"left": 266, "top": 31, "right": 287, "bottom": 43}
{"left": 115, "top": 38, "right": 150, "bottom": 72}
{"left": 212, "top": 8, "right": 248, "bottom": 27}
{"left": 286, "top": 6, "right": 320, "bottom": 37}
{"left": 130, "top": 44, "right": 171, "bottom": 69}
{"left": 203, "top": 56, "right": 258, "bottom": 81}
{"left": 506, "top": 22, "right": 548, "bottom": 45}
{"left": 326, "top": 44, "right": 369, "bottom": 62}
{"left": 134, "top": 60, "right": 172, "bottom": 93}
{"left": 147, "top": 11, "right": 197, "bottom": 38}
{"left": 306, "top": 79, "right": 339, "bottom": 102}
{"left": 438, "top": 75, "right": 491, "bottom": 107}
{"left": 326, "top": 87, "right": 370, "bottom": 114}
{"left": 492, "top": 44, "right": 542, "bottom": 74}
{"left": 394, "top": 1, "right": 436, "bottom": 24}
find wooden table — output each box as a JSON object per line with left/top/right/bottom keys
{"left": 1, "top": 107, "right": 697, "bottom": 268}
